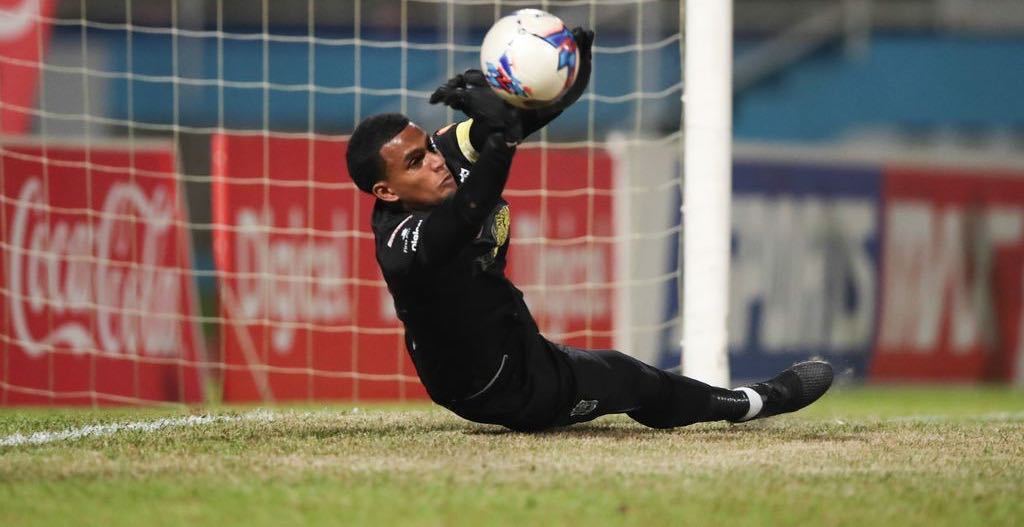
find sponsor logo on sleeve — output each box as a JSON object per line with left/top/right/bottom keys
{"left": 401, "top": 220, "right": 423, "bottom": 254}
{"left": 387, "top": 215, "right": 414, "bottom": 249}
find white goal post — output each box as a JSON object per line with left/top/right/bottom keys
{"left": 681, "top": 0, "right": 733, "bottom": 387}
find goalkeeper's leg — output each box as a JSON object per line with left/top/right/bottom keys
{"left": 546, "top": 343, "right": 833, "bottom": 429}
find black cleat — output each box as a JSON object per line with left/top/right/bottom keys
{"left": 732, "top": 360, "right": 834, "bottom": 422}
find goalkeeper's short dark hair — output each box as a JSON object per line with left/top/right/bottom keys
{"left": 346, "top": 113, "right": 410, "bottom": 194}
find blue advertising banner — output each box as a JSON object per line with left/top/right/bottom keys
{"left": 658, "top": 159, "right": 883, "bottom": 383}
{"left": 727, "top": 161, "right": 882, "bottom": 382}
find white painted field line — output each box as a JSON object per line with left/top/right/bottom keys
{"left": 0, "top": 410, "right": 278, "bottom": 448}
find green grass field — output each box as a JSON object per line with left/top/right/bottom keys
{"left": 2, "top": 387, "right": 1022, "bottom": 526}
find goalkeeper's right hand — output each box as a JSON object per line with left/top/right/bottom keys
{"left": 429, "top": 70, "right": 524, "bottom": 146}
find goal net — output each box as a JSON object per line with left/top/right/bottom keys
{"left": 0, "top": 0, "right": 686, "bottom": 405}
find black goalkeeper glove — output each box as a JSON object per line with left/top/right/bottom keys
{"left": 429, "top": 71, "right": 524, "bottom": 145}
{"left": 566, "top": 27, "right": 596, "bottom": 107}
{"left": 521, "top": 27, "right": 595, "bottom": 133}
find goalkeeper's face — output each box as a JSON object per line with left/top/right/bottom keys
{"left": 374, "top": 124, "right": 456, "bottom": 210}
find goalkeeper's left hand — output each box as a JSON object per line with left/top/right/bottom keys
{"left": 548, "top": 27, "right": 595, "bottom": 113}
{"left": 521, "top": 26, "right": 594, "bottom": 136}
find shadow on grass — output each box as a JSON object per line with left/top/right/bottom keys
{"left": 462, "top": 420, "right": 866, "bottom": 443}
{"left": 175, "top": 410, "right": 869, "bottom": 444}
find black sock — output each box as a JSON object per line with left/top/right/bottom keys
{"left": 627, "top": 372, "right": 752, "bottom": 427}
{"left": 707, "top": 388, "right": 752, "bottom": 422}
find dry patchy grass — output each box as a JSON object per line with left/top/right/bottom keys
{"left": 1, "top": 388, "right": 1023, "bottom": 526}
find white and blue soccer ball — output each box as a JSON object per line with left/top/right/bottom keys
{"left": 479, "top": 9, "right": 579, "bottom": 109}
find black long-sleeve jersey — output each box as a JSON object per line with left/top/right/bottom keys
{"left": 371, "top": 121, "right": 540, "bottom": 405}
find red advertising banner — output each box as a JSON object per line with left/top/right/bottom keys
{"left": 1, "top": 140, "right": 206, "bottom": 405}
{"left": 212, "top": 133, "right": 615, "bottom": 402}
{"left": 0, "top": 0, "right": 56, "bottom": 134}
{"left": 503, "top": 148, "right": 616, "bottom": 350}
{"left": 873, "top": 165, "right": 1024, "bottom": 382}
{"left": 211, "top": 133, "right": 413, "bottom": 402}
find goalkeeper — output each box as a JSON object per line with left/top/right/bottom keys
{"left": 345, "top": 29, "right": 832, "bottom": 431}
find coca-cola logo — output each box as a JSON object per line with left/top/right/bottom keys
{"left": 232, "top": 207, "right": 350, "bottom": 353}
{"left": 7, "top": 177, "right": 184, "bottom": 358}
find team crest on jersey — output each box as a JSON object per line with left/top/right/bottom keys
{"left": 491, "top": 205, "right": 510, "bottom": 258}
{"left": 474, "top": 204, "right": 511, "bottom": 271}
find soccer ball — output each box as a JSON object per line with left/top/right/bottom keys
{"left": 480, "top": 9, "right": 579, "bottom": 109}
